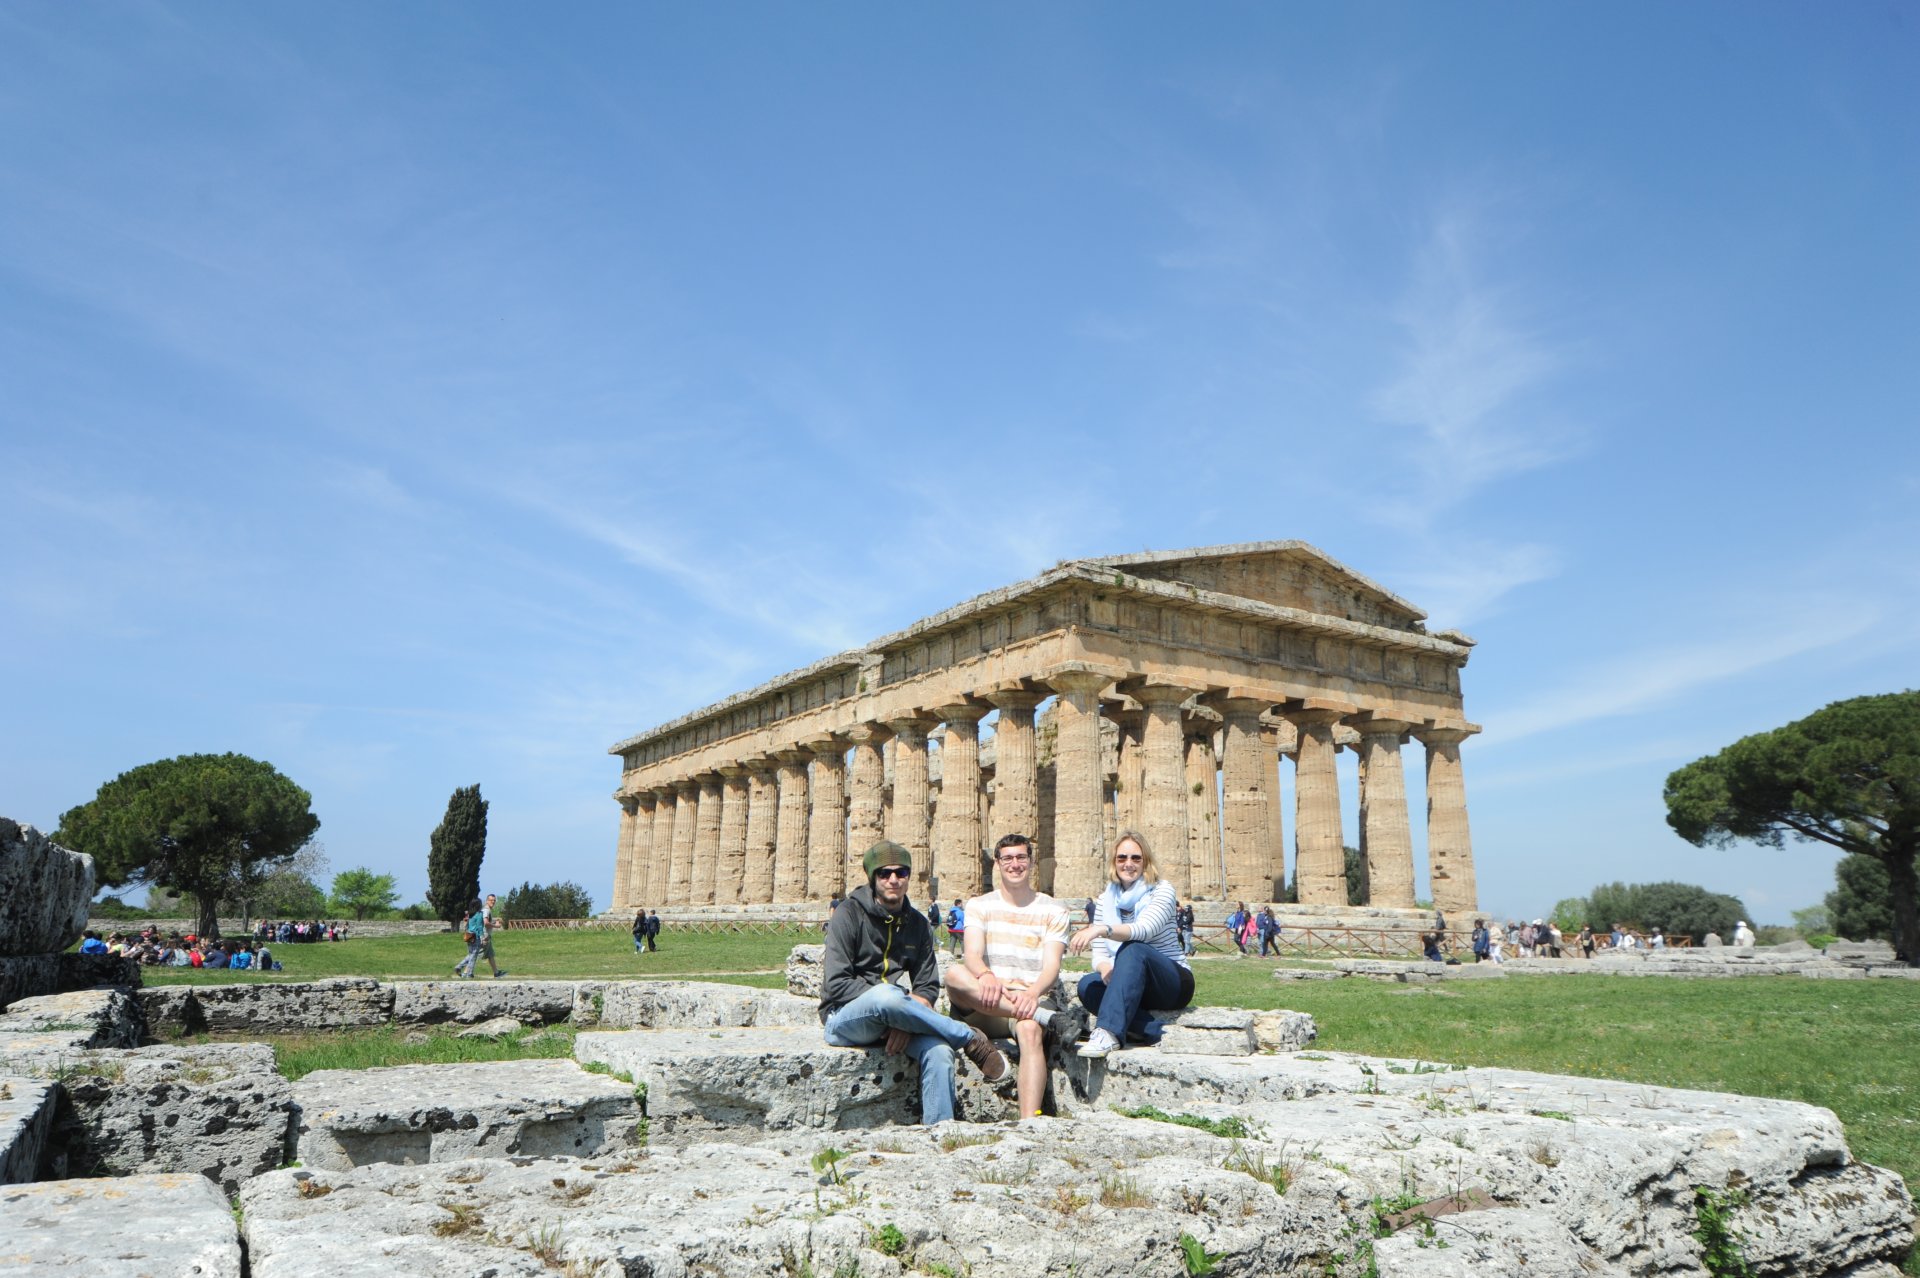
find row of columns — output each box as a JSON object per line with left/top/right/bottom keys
{"left": 611, "top": 672, "right": 1477, "bottom": 917}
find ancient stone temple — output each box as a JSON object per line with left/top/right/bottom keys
{"left": 608, "top": 542, "right": 1480, "bottom": 916}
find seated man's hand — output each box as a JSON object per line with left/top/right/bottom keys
{"left": 1007, "top": 986, "right": 1039, "bottom": 1021}
{"left": 884, "top": 1026, "right": 910, "bottom": 1055}
{"left": 977, "top": 972, "right": 1006, "bottom": 1010}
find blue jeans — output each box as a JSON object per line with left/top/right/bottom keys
{"left": 1077, "top": 942, "right": 1194, "bottom": 1044}
{"left": 823, "top": 982, "right": 973, "bottom": 1124}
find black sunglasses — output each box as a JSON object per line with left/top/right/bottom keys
{"left": 874, "top": 866, "right": 910, "bottom": 880}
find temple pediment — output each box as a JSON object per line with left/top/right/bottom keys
{"left": 1081, "top": 541, "right": 1427, "bottom": 632}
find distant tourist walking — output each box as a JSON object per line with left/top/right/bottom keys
{"left": 632, "top": 910, "right": 647, "bottom": 954}
{"left": 455, "top": 896, "right": 506, "bottom": 978}
{"left": 645, "top": 910, "right": 660, "bottom": 951}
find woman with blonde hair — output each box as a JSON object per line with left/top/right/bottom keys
{"left": 1066, "top": 830, "right": 1194, "bottom": 1059}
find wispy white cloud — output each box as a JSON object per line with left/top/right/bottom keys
{"left": 1480, "top": 611, "right": 1883, "bottom": 748}
{"left": 1390, "top": 539, "right": 1560, "bottom": 630}
{"left": 1365, "top": 203, "right": 1585, "bottom": 532}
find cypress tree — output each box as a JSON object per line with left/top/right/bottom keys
{"left": 427, "top": 784, "right": 488, "bottom": 925}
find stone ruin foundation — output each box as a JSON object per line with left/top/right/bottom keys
{"left": 3, "top": 815, "right": 1915, "bottom": 1276}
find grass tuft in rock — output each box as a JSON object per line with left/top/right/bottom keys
{"left": 1112, "top": 1104, "right": 1250, "bottom": 1140}
{"left": 1099, "top": 1173, "right": 1151, "bottom": 1208}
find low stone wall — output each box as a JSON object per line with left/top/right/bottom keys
{"left": 89, "top": 917, "right": 450, "bottom": 938}
{"left": 1278, "top": 943, "right": 1915, "bottom": 983}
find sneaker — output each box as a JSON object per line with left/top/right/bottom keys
{"left": 1048, "top": 1003, "right": 1090, "bottom": 1046}
{"left": 962, "top": 1028, "right": 1009, "bottom": 1082}
{"left": 493, "top": 970, "right": 507, "bottom": 979}
{"left": 1078, "top": 1028, "right": 1120, "bottom": 1059}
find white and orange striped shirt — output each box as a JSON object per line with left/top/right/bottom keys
{"left": 963, "top": 889, "right": 1070, "bottom": 988}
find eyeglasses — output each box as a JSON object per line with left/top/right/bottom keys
{"left": 1114, "top": 853, "right": 1145, "bottom": 864}
{"left": 874, "top": 867, "right": 911, "bottom": 881}
{"left": 996, "top": 853, "right": 1032, "bottom": 865}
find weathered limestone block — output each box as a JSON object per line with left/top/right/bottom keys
{"left": 390, "top": 980, "right": 579, "bottom": 1026}
{"left": 571, "top": 980, "right": 608, "bottom": 1026}
{"left": 598, "top": 979, "right": 818, "bottom": 1030}
{"left": 0, "top": 818, "right": 92, "bottom": 957}
{"left": 140, "top": 977, "right": 394, "bottom": 1035}
{"left": 1, "top": 1042, "right": 293, "bottom": 1192}
{"left": 1156, "top": 1022, "right": 1255, "bottom": 1055}
{"left": 1373, "top": 1208, "right": 1631, "bottom": 1276}
{"left": 0, "top": 989, "right": 142, "bottom": 1048}
{"left": 1828, "top": 939, "right": 1897, "bottom": 966}
{"left": 576, "top": 1027, "right": 923, "bottom": 1141}
{"left": 0, "top": 1172, "right": 243, "bottom": 1276}
{"left": 237, "top": 1121, "right": 1340, "bottom": 1278}
{"left": 455, "top": 1016, "right": 525, "bottom": 1039}
{"left": 1253, "top": 1010, "right": 1320, "bottom": 1052}
{"left": 293, "top": 1059, "right": 644, "bottom": 1171}
{"left": 1271, "top": 967, "right": 1341, "bottom": 981}
{"left": 0, "top": 1075, "right": 56, "bottom": 1184}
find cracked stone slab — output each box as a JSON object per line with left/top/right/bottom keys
{"left": 0, "top": 1042, "right": 293, "bottom": 1192}
{"left": 391, "top": 980, "right": 580, "bottom": 1026}
{"left": 576, "top": 1026, "right": 924, "bottom": 1141}
{"left": 0, "top": 1172, "right": 241, "bottom": 1276}
{"left": 0, "top": 818, "right": 92, "bottom": 958}
{"left": 596, "top": 980, "right": 820, "bottom": 1030}
{"left": 293, "top": 1058, "right": 644, "bottom": 1171}
{"left": 139, "top": 977, "right": 394, "bottom": 1035}
{"left": 0, "top": 989, "right": 142, "bottom": 1048}
{"left": 0, "top": 1076, "right": 55, "bottom": 1185}
{"left": 238, "top": 1119, "right": 1357, "bottom": 1278}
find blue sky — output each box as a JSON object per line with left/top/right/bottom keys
{"left": 3, "top": 3, "right": 1915, "bottom": 925}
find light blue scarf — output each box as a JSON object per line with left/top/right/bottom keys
{"left": 1105, "top": 878, "right": 1151, "bottom": 922}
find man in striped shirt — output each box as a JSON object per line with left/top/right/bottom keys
{"left": 944, "top": 832, "right": 1083, "bottom": 1118}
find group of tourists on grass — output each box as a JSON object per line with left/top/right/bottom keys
{"left": 820, "top": 828, "right": 1193, "bottom": 1122}
{"left": 253, "top": 919, "right": 346, "bottom": 944}
{"left": 80, "top": 926, "right": 281, "bottom": 971}
{"left": 629, "top": 909, "right": 662, "bottom": 952}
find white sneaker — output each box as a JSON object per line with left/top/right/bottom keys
{"left": 1078, "top": 1028, "right": 1120, "bottom": 1059}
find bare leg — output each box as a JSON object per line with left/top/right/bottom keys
{"left": 944, "top": 968, "right": 1048, "bottom": 1116}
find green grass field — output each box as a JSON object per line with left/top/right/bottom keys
{"left": 143, "top": 928, "right": 1918, "bottom": 1269}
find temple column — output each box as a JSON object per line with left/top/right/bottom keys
{"left": 933, "top": 703, "right": 988, "bottom": 899}
{"left": 644, "top": 789, "right": 674, "bottom": 905}
{"left": 715, "top": 766, "right": 749, "bottom": 905}
{"left": 742, "top": 760, "right": 778, "bottom": 904}
{"left": 1355, "top": 716, "right": 1418, "bottom": 908}
{"left": 1184, "top": 707, "right": 1223, "bottom": 900}
{"left": 1418, "top": 725, "right": 1481, "bottom": 916}
{"left": 845, "top": 724, "right": 890, "bottom": 875}
{"left": 1047, "top": 668, "right": 1112, "bottom": 905}
{"left": 1109, "top": 705, "right": 1146, "bottom": 832}
{"left": 626, "top": 793, "right": 656, "bottom": 909}
{"left": 1213, "top": 695, "right": 1277, "bottom": 905}
{"left": 1261, "top": 718, "right": 1287, "bottom": 900}
{"left": 806, "top": 738, "right": 849, "bottom": 902}
{"left": 984, "top": 689, "right": 1041, "bottom": 848}
{"left": 612, "top": 795, "right": 638, "bottom": 913}
{"left": 689, "top": 773, "right": 724, "bottom": 905}
{"left": 667, "top": 780, "right": 698, "bottom": 905}
{"left": 1133, "top": 682, "right": 1197, "bottom": 897}
{"left": 1285, "top": 707, "right": 1349, "bottom": 905}
{"left": 772, "top": 750, "right": 812, "bottom": 903}
{"left": 884, "top": 715, "right": 936, "bottom": 900}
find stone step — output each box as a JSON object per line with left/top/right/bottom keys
{"left": 0, "top": 1074, "right": 56, "bottom": 1184}
{"left": 0, "top": 989, "right": 143, "bottom": 1047}
{"left": 575, "top": 1027, "right": 926, "bottom": 1142}
{"left": 0, "top": 1041, "right": 293, "bottom": 1192}
{"left": 0, "top": 1172, "right": 242, "bottom": 1276}
{"left": 292, "top": 1058, "right": 644, "bottom": 1171}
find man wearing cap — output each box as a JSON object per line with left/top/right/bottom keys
{"left": 820, "top": 840, "right": 1009, "bottom": 1124}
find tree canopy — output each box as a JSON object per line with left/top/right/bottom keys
{"left": 330, "top": 867, "right": 399, "bottom": 920}
{"left": 1576, "top": 881, "right": 1750, "bottom": 944}
{"left": 502, "top": 880, "right": 594, "bottom": 920}
{"left": 1664, "top": 690, "right": 1919, "bottom": 962}
{"left": 427, "top": 784, "right": 488, "bottom": 925}
{"left": 56, "top": 753, "right": 320, "bottom": 940}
